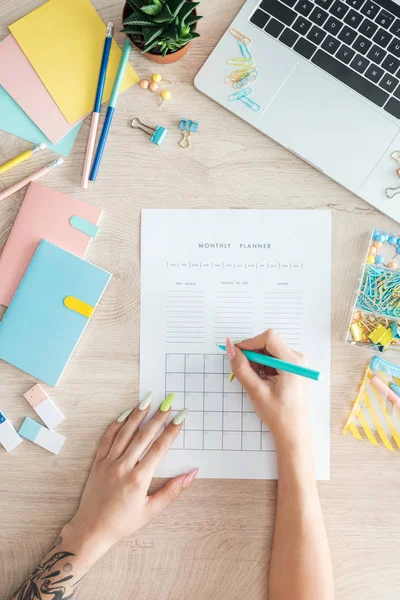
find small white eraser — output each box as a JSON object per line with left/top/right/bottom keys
{"left": 0, "top": 413, "right": 23, "bottom": 452}
{"left": 19, "top": 417, "right": 66, "bottom": 455}
{"left": 23, "top": 384, "right": 65, "bottom": 430}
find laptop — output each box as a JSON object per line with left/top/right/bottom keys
{"left": 195, "top": 0, "right": 400, "bottom": 223}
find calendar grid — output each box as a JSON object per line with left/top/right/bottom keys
{"left": 166, "top": 353, "right": 275, "bottom": 452}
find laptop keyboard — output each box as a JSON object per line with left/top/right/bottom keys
{"left": 249, "top": 0, "right": 400, "bottom": 118}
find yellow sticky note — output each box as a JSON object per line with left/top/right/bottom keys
{"left": 9, "top": 0, "right": 139, "bottom": 124}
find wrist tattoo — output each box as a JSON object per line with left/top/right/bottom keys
{"left": 12, "top": 550, "right": 78, "bottom": 600}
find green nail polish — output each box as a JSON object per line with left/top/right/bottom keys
{"left": 117, "top": 408, "right": 133, "bottom": 423}
{"left": 160, "top": 393, "right": 174, "bottom": 412}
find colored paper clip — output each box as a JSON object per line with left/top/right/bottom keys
{"left": 225, "top": 67, "right": 253, "bottom": 84}
{"left": 228, "top": 88, "right": 252, "bottom": 102}
{"left": 233, "top": 70, "right": 259, "bottom": 89}
{"left": 239, "top": 96, "right": 261, "bottom": 112}
{"left": 228, "top": 57, "right": 254, "bottom": 66}
{"left": 131, "top": 117, "right": 167, "bottom": 146}
{"left": 385, "top": 184, "right": 400, "bottom": 199}
{"left": 239, "top": 41, "right": 253, "bottom": 61}
{"left": 391, "top": 150, "right": 400, "bottom": 164}
{"left": 179, "top": 119, "right": 199, "bottom": 149}
{"left": 229, "top": 27, "right": 251, "bottom": 45}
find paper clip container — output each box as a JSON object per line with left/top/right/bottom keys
{"left": 346, "top": 229, "right": 400, "bottom": 354}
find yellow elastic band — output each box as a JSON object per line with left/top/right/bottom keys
{"left": 357, "top": 409, "right": 379, "bottom": 447}
{"left": 64, "top": 296, "right": 94, "bottom": 318}
{"left": 363, "top": 391, "right": 395, "bottom": 452}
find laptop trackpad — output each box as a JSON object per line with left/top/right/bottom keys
{"left": 263, "top": 61, "right": 398, "bottom": 189}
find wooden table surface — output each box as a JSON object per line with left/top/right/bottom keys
{"left": 1, "top": 1, "right": 399, "bottom": 599}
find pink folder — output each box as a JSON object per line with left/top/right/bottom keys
{"left": 0, "top": 35, "right": 83, "bottom": 144}
{"left": 0, "top": 182, "right": 102, "bottom": 307}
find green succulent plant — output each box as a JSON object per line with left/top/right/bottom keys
{"left": 122, "top": 0, "right": 202, "bottom": 56}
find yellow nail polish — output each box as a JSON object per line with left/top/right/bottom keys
{"left": 160, "top": 393, "right": 174, "bottom": 412}
{"left": 229, "top": 372, "right": 235, "bottom": 382}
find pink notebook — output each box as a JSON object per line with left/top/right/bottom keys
{"left": 0, "top": 182, "right": 102, "bottom": 307}
{"left": 0, "top": 35, "right": 83, "bottom": 144}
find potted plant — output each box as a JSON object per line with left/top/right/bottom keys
{"left": 122, "top": 0, "right": 202, "bottom": 64}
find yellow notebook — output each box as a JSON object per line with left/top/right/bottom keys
{"left": 9, "top": 0, "right": 139, "bottom": 124}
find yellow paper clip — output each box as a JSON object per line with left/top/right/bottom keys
{"left": 229, "top": 27, "right": 252, "bottom": 45}
{"left": 225, "top": 67, "right": 253, "bottom": 84}
{"left": 228, "top": 57, "right": 254, "bottom": 66}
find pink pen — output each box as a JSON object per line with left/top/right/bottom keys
{"left": 0, "top": 158, "right": 63, "bottom": 202}
{"left": 370, "top": 376, "right": 400, "bottom": 408}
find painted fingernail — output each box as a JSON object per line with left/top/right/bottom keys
{"left": 160, "top": 393, "right": 175, "bottom": 412}
{"left": 232, "top": 340, "right": 242, "bottom": 344}
{"left": 117, "top": 407, "right": 133, "bottom": 423}
{"left": 229, "top": 372, "right": 235, "bottom": 382}
{"left": 173, "top": 408, "right": 188, "bottom": 425}
{"left": 183, "top": 468, "right": 199, "bottom": 488}
{"left": 226, "top": 337, "right": 236, "bottom": 360}
{"left": 139, "top": 392, "right": 152, "bottom": 411}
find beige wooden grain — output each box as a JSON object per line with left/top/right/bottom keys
{"left": 0, "top": 1, "right": 399, "bottom": 598}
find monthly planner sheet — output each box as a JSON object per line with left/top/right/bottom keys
{"left": 140, "top": 210, "right": 331, "bottom": 479}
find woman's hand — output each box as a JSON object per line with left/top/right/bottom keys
{"left": 64, "top": 396, "right": 197, "bottom": 562}
{"left": 226, "top": 330, "right": 310, "bottom": 446}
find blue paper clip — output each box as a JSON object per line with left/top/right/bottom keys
{"left": 239, "top": 41, "right": 253, "bottom": 62}
{"left": 239, "top": 96, "right": 261, "bottom": 112}
{"left": 131, "top": 118, "right": 167, "bottom": 146}
{"left": 179, "top": 119, "right": 199, "bottom": 133}
{"left": 228, "top": 88, "right": 252, "bottom": 102}
{"left": 233, "top": 69, "right": 259, "bottom": 89}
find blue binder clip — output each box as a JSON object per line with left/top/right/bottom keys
{"left": 179, "top": 119, "right": 199, "bottom": 149}
{"left": 131, "top": 117, "right": 167, "bottom": 146}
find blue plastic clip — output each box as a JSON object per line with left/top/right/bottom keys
{"left": 131, "top": 118, "right": 167, "bottom": 146}
{"left": 180, "top": 119, "right": 199, "bottom": 133}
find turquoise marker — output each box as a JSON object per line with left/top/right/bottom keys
{"left": 90, "top": 39, "right": 132, "bottom": 181}
{"left": 218, "top": 345, "right": 322, "bottom": 382}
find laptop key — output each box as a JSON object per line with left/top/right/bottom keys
{"left": 336, "top": 43, "right": 356, "bottom": 63}
{"left": 250, "top": 8, "right": 270, "bottom": 28}
{"left": 390, "top": 19, "right": 400, "bottom": 37}
{"left": 265, "top": 18, "right": 285, "bottom": 37}
{"left": 329, "top": 0, "right": 349, "bottom": 18}
{"left": 358, "top": 18, "right": 378, "bottom": 39}
{"left": 295, "top": 0, "right": 314, "bottom": 16}
{"left": 315, "top": 0, "right": 334, "bottom": 8}
{"left": 385, "top": 97, "right": 400, "bottom": 119}
{"left": 309, "top": 7, "right": 329, "bottom": 26}
{"left": 323, "top": 15, "right": 343, "bottom": 35}
{"left": 280, "top": 0, "right": 297, "bottom": 6}
{"left": 352, "top": 34, "right": 372, "bottom": 55}
{"left": 365, "top": 64, "right": 384, "bottom": 83}
{"left": 367, "top": 44, "right": 386, "bottom": 64}
{"left": 350, "top": 53, "right": 370, "bottom": 73}
{"left": 307, "top": 24, "right": 327, "bottom": 44}
{"left": 260, "top": 0, "right": 297, "bottom": 25}
{"left": 344, "top": 9, "right": 363, "bottom": 28}
{"left": 373, "top": 28, "right": 392, "bottom": 49}
{"left": 393, "top": 84, "right": 400, "bottom": 100}
{"left": 293, "top": 15, "right": 312, "bottom": 34}
{"left": 382, "top": 55, "right": 400, "bottom": 75}
{"left": 311, "top": 49, "right": 389, "bottom": 106}
{"left": 293, "top": 37, "right": 317, "bottom": 58}
{"left": 380, "top": 74, "right": 399, "bottom": 93}
{"left": 338, "top": 25, "right": 357, "bottom": 44}
{"left": 322, "top": 34, "right": 341, "bottom": 53}
{"left": 279, "top": 27, "right": 300, "bottom": 46}
{"left": 345, "top": 0, "right": 363, "bottom": 9}
{"left": 376, "top": 10, "right": 395, "bottom": 29}
{"left": 388, "top": 38, "right": 400, "bottom": 58}
{"left": 360, "top": 1, "right": 380, "bottom": 19}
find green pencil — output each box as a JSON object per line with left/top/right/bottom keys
{"left": 218, "top": 345, "right": 322, "bottom": 382}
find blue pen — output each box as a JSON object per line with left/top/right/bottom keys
{"left": 89, "top": 39, "right": 131, "bottom": 182}
{"left": 81, "top": 21, "right": 113, "bottom": 189}
{"left": 218, "top": 345, "right": 322, "bottom": 382}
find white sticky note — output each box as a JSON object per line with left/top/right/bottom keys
{"left": 0, "top": 413, "right": 23, "bottom": 452}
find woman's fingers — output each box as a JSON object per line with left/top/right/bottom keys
{"left": 238, "top": 329, "right": 294, "bottom": 361}
{"left": 135, "top": 410, "right": 187, "bottom": 480}
{"left": 227, "top": 337, "right": 264, "bottom": 398}
{"left": 95, "top": 420, "right": 125, "bottom": 462}
{"left": 107, "top": 400, "right": 151, "bottom": 461}
{"left": 121, "top": 396, "right": 175, "bottom": 467}
{"left": 145, "top": 468, "right": 198, "bottom": 520}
